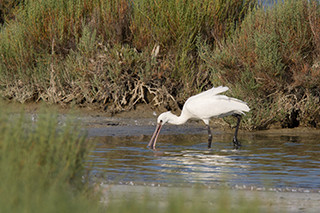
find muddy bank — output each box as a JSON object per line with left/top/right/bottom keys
{"left": 100, "top": 184, "right": 320, "bottom": 213}
{"left": 5, "top": 101, "right": 320, "bottom": 134}
{"left": 8, "top": 102, "right": 222, "bottom": 136}
{"left": 9, "top": 102, "right": 319, "bottom": 139}
{"left": 80, "top": 110, "right": 320, "bottom": 138}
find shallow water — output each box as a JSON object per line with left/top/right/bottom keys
{"left": 88, "top": 126, "right": 320, "bottom": 192}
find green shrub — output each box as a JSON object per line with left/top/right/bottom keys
{"left": 0, "top": 107, "right": 101, "bottom": 212}
{"left": 0, "top": 0, "right": 319, "bottom": 129}
{"left": 0, "top": 0, "right": 254, "bottom": 104}
{"left": 199, "top": 0, "right": 320, "bottom": 129}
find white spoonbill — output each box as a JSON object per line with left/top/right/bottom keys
{"left": 148, "top": 86, "right": 250, "bottom": 150}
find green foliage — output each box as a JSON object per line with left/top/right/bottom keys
{"left": 0, "top": 0, "right": 22, "bottom": 24}
{"left": 0, "top": 0, "right": 320, "bottom": 129}
{"left": 0, "top": 0, "right": 254, "bottom": 112}
{"left": 199, "top": 0, "right": 320, "bottom": 129}
{"left": 0, "top": 107, "right": 102, "bottom": 213}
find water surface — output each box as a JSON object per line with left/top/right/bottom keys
{"left": 88, "top": 126, "right": 320, "bottom": 192}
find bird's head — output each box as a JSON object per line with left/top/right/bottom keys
{"left": 157, "top": 111, "right": 174, "bottom": 125}
{"left": 148, "top": 111, "right": 174, "bottom": 150}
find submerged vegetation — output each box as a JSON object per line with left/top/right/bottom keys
{"left": 0, "top": 0, "right": 319, "bottom": 129}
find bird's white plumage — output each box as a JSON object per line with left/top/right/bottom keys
{"left": 149, "top": 86, "right": 250, "bottom": 149}
{"left": 188, "top": 86, "right": 229, "bottom": 100}
{"left": 180, "top": 86, "right": 249, "bottom": 125}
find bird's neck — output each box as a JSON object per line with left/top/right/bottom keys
{"left": 168, "top": 113, "right": 189, "bottom": 125}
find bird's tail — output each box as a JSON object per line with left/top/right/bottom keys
{"left": 214, "top": 95, "right": 250, "bottom": 116}
{"left": 228, "top": 97, "right": 250, "bottom": 114}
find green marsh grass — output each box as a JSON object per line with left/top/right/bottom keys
{"left": 0, "top": 0, "right": 320, "bottom": 129}
{"left": 199, "top": 0, "right": 320, "bottom": 129}
{"left": 0, "top": 0, "right": 254, "bottom": 108}
{"left": 0, "top": 108, "right": 103, "bottom": 213}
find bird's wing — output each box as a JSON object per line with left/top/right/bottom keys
{"left": 187, "top": 86, "right": 229, "bottom": 101}
{"left": 183, "top": 94, "right": 250, "bottom": 120}
{"left": 182, "top": 86, "right": 229, "bottom": 118}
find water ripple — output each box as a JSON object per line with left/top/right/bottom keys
{"left": 88, "top": 132, "right": 320, "bottom": 192}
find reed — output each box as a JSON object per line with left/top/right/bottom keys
{"left": 0, "top": 107, "right": 101, "bottom": 212}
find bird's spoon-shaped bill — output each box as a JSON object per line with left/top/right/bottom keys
{"left": 148, "top": 123, "right": 162, "bottom": 150}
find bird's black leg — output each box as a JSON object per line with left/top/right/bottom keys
{"left": 207, "top": 124, "right": 213, "bottom": 149}
{"left": 232, "top": 114, "right": 242, "bottom": 148}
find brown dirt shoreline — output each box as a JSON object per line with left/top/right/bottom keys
{"left": 5, "top": 101, "right": 320, "bottom": 133}
{"left": 101, "top": 184, "right": 320, "bottom": 213}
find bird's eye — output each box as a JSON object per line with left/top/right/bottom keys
{"left": 160, "top": 120, "right": 163, "bottom": 123}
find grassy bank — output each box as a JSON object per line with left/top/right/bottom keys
{"left": 0, "top": 108, "right": 102, "bottom": 212}
{"left": 0, "top": 0, "right": 319, "bottom": 129}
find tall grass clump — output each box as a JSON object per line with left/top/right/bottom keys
{"left": 131, "top": 0, "right": 255, "bottom": 51}
{"left": 130, "top": 0, "right": 255, "bottom": 96}
{"left": 0, "top": 0, "right": 21, "bottom": 24}
{"left": 199, "top": 0, "right": 320, "bottom": 129}
{"left": 0, "top": 107, "right": 102, "bottom": 213}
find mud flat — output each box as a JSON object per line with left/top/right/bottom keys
{"left": 100, "top": 184, "right": 320, "bottom": 213}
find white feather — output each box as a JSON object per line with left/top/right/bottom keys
{"left": 149, "top": 86, "right": 250, "bottom": 149}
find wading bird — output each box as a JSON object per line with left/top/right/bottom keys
{"left": 148, "top": 86, "right": 250, "bottom": 150}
